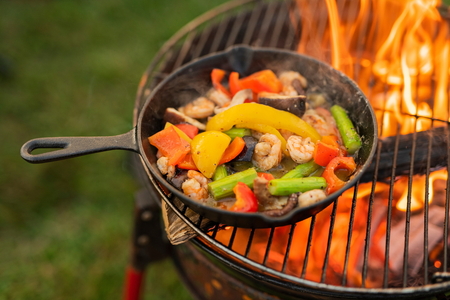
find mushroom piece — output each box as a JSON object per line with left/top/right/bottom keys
{"left": 263, "top": 193, "right": 299, "bottom": 217}
{"left": 163, "top": 107, "right": 206, "bottom": 130}
{"left": 253, "top": 176, "right": 279, "bottom": 209}
{"left": 214, "top": 89, "right": 252, "bottom": 115}
{"left": 258, "top": 94, "right": 306, "bottom": 118}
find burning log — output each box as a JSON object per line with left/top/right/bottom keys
{"left": 360, "top": 126, "right": 449, "bottom": 183}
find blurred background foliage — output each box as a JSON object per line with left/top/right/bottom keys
{"left": 0, "top": 0, "right": 226, "bottom": 299}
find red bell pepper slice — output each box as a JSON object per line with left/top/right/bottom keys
{"left": 177, "top": 153, "right": 198, "bottom": 170}
{"left": 229, "top": 71, "right": 241, "bottom": 96}
{"left": 257, "top": 172, "right": 275, "bottom": 181}
{"left": 313, "top": 135, "right": 341, "bottom": 167}
{"left": 219, "top": 136, "right": 246, "bottom": 165}
{"left": 322, "top": 156, "right": 356, "bottom": 194}
{"left": 238, "top": 70, "right": 282, "bottom": 94}
{"left": 175, "top": 123, "right": 199, "bottom": 139}
{"left": 230, "top": 182, "right": 258, "bottom": 213}
{"left": 148, "top": 126, "right": 190, "bottom": 166}
{"left": 211, "top": 68, "right": 232, "bottom": 98}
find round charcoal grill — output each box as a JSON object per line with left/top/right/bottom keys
{"left": 131, "top": 0, "right": 450, "bottom": 299}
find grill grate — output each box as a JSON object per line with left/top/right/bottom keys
{"left": 134, "top": 0, "right": 450, "bottom": 298}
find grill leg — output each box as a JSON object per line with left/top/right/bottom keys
{"left": 123, "top": 183, "right": 171, "bottom": 300}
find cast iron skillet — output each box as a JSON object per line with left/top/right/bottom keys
{"left": 21, "top": 46, "right": 377, "bottom": 228}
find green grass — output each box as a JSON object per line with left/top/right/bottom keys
{"left": 0, "top": 0, "right": 226, "bottom": 299}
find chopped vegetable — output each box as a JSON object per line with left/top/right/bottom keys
{"left": 175, "top": 123, "right": 199, "bottom": 139}
{"left": 149, "top": 126, "right": 190, "bottom": 166}
{"left": 230, "top": 182, "right": 258, "bottom": 212}
{"left": 229, "top": 71, "right": 241, "bottom": 96}
{"left": 238, "top": 70, "right": 283, "bottom": 94}
{"left": 330, "top": 105, "right": 362, "bottom": 154}
{"left": 177, "top": 153, "right": 198, "bottom": 170}
{"left": 268, "top": 177, "right": 327, "bottom": 196}
{"left": 206, "top": 103, "right": 322, "bottom": 142}
{"left": 211, "top": 68, "right": 231, "bottom": 97}
{"left": 212, "top": 165, "right": 228, "bottom": 181}
{"left": 257, "top": 172, "right": 275, "bottom": 181}
{"left": 164, "top": 122, "right": 192, "bottom": 143}
{"left": 313, "top": 135, "right": 341, "bottom": 167}
{"left": 281, "top": 160, "right": 320, "bottom": 179}
{"left": 191, "top": 131, "right": 231, "bottom": 178}
{"left": 219, "top": 136, "right": 246, "bottom": 165}
{"left": 233, "top": 136, "right": 258, "bottom": 162}
{"left": 322, "top": 156, "right": 356, "bottom": 194}
{"left": 207, "top": 168, "right": 257, "bottom": 199}
{"left": 223, "top": 127, "right": 251, "bottom": 139}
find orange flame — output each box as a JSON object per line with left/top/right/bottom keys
{"left": 213, "top": 0, "right": 450, "bottom": 289}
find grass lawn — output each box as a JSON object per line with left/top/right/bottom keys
{"left": 0, "top": 1, "right": 226, "bottom": 299}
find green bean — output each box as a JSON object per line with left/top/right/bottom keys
{"left": 223, "top": 127, "right": 252, "bottom": 139}
{"left": 212, "top": 165, "right": 228, "bottom": 181}
{"left": 207, "top": 168, "right": 257, "bottom": 200}
{"left": 268, "top": 177, "right": 327, "bottom": 196}
{"left": 330, "top": 104, "right": 362, "bottom": 155}
{"left": 281, "top": 160, "right": 320, "bottom": 179}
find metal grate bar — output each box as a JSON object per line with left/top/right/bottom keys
{"left": 444, "top": 125, "right": 450, "bottom": 272}
{"left": 341, "top": 184, "right": 359, "bottom": 286}
{"left": 172, "top": 30, "right": 197, "bottom": 70}
{"left": 254, "top": 1, "right": 277, "bottom": 46}
{"left": 191, "top": 24, "right": 215, "bottom": 60}
{"left": 361, "top": 175, "right": 377, "bottom": 287}
{"left": 263, "top": 228, "right": 276, "bottom": 266}
{"left": 242, "top": 3, "right": 264, "bottom": 45}
{"left": 383, "top": 130, "right": 400, "bottom": 288}
{"left": 209, "top": 16, "right": 230, "bottom": 53}
{"left": 283, "top": 1, "right": 300, "bottom": 50}
{"left": 224, "top": 9, "right": 248, "bottom": 49}
{"left": 321, "top": 199, "right": 339, "bottom": 283}
{"left": 244, "top": 228, "right": 256, "bottom": 257}
{"left": 301, "top": 215, "right": 316, "bottom": 278}
{"left": 268, "top": 1, "right": 289, "bottom": 48}
{"left": 228, "top": 226, "right": 239, "bottom": 249}
{"left": 281, "top": 224, "right": 296, "bottom": 273}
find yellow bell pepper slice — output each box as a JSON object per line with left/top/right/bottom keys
{"left": 191, "top": 131, "right": 231, "bottom": 178}
{"left": 206, "top": 103, "right": 321, "bottom": 142}
{"left": 235, "top": 122, "right": 289, "bottom": 157}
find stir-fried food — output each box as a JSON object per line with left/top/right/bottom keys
{"left": 149, "top": 68, "right": 362, "bottom": 216}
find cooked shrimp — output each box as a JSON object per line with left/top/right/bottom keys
{"left": 156, "top": 156, "right": 175, "bottom": 179}
{"left": 178, "top": 96, "right": 215, "bottom": 119}
{"left": 297, "top": 189, "right": 327, "bottom": 208}
{"left": 207, "top": 88, "right": 231, "bottom": 107}
{"left": 279, "top": 71, "right": 308, "bottom": 96}
{"left": 302, "top": 109, "right": 336, "bottom": 137}
{"left": 181, "top": 170, "right": 210, "bottom": 201}
{"left": 252, "top": 133, "right": 282, "bottom": 171}
{"left": 286, "top": 135, "right": 315, "bottom": 164}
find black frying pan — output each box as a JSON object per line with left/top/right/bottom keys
{"left": 21, "top": 46, "right": 377, "bottom": 228}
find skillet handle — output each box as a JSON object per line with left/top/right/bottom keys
{"left": 20, "top": 128, "right": 139, "bottom": 163}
